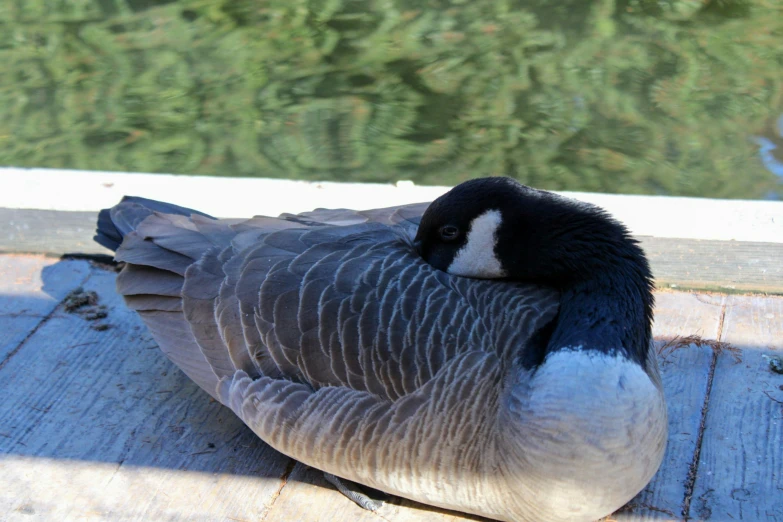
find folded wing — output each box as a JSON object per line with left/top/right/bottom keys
{"left": 97, "top": 198, "right": 559, "bottom": 506}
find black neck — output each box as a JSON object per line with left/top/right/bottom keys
{"left": 489, "top": 187, "right": 655, "bottom": 370}
{"left": 545, "top": 255, "right": 654, "bottom": 369}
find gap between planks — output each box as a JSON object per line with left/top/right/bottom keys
{"left": 680, "top": 302, "right": 728, "bottom": 521}
{"left": 260, "top": 459, "right": 299, "bottom": 521}
{"left": 4, "top": 257, "right": 776, "bottom": 521}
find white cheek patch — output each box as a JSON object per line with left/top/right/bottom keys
{"left": 447, "top": 209, "right": 507, "bottom": 278}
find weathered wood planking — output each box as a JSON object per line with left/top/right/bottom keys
{"left": 688, "top": 295, "right": 783, "bottom": 521}
{"left": 638, "top": 237, "right": 783, "bottom": 294}
{"left": 0, "top": 208, "right": 104, "bottom": 256}
{"left": 0, "top": 254, "right": 90, "bottom": 362}
{"left": 1, "top": 254, "right": 780, "bottom": 522}
{"left": 0, "top": 262, "right": 292, "bottom": 521}
{"left": 2, "top": 207, "right": 783, "bottom": 294}
{"left": 611, "top": 292, "right": 724, "bottom": 522}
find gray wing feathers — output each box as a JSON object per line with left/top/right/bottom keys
{"left": 111, "top": 203, "right": 438, "bottom": 403}
{"left": 290, "top": 202, "right": 429, "bottom": 228}
{"left": 249, "top": 232, "right": 558, "bottom": 403}
{"left": 116, "top": 264, "right": 184, "bottom": 297}
{"left": 219, "top": 350, "right": 505, "bottom": 499}
{"left": 124, "top": 294, "right": 183, "bottom": 312}
{"left": 138, "top": 310, "right": 221, "bottom": 400}
{"left": 115, "top": 233, "right": 193, "bottom": 276}
{"left": 182, "top": 246, "right": 240, "bottom": 380}
{"left": 106, "top": 196, "right": 560, "bottom": 487}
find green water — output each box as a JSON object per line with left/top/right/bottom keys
{"left": 1, "top": 0, "right": 782, "bottom": 199}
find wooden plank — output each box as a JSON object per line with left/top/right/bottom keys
{"left": 0, "top": 208, "right": 107, "bottom": 256}
{"left": 0, "top": 262, "right": 293, "bottom": 521}
{"left": 611, "top": 292, "right": 724, "bottom": 521}
{"left": 0, "top": 254, "right": 91, "bottom": 362}
{"left": 687, "top": 295, "right": 783, "bottom": 521}
{"left": 0, "top": 256, "right": 778, "bottom": 521}
{"left": 639, "top": 236, "right": 783, "bottom": 295}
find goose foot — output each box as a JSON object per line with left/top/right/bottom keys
{"left": 323, "top": 472, "right": 387, "bottom": 511}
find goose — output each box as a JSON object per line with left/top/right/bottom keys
{"left": 93, "top": 176, "right": 667, "bottom": 522}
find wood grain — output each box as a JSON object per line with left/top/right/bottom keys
{"left": 687, "top": 295, "right": 783, "bottom": 521}
{"left": 0, "top": 254, "right": 91, "bottom": 362}
{"left": 638, "top": 236, "right": 783, "bottom": 294}
{"left": 1, "top": 255, "right": 780, "bottom": 521}
{"left": 0, "top": 262, "right": 292, "bottom": 521}
{"left": 612, "top": 292, "right": 724, "bottom": 521}
{"left": 0, "top": 208, "right": 104, "bottom": 256}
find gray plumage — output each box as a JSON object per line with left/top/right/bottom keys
{"left": 95, "top": 186, "right": 666, "bottom": 522}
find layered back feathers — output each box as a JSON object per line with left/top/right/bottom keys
{"left": 95, "top": 197, "right": 558, "bottom": 405}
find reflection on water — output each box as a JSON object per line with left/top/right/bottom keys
{"left": 0, "top": 0, "right": 781, "bottom": 199}
{"left": 752, "top": 113, "right": 783, "bottom": 199}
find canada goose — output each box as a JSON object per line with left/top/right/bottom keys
{"left": 94, "top": 177, "right": 667, "bottom": 522}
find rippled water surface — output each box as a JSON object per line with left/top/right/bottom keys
{"left": 1, "top": 0, "right": 781, "bottom": 199}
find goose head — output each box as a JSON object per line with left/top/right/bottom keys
{"left": 414, "top": 176, "right": 649, "bottom": 289}
{"left": 414, "top": 177, "right": 666, "bottom": 521}
{"left": 414, "top": 176, "right": 656, "bottom": 369}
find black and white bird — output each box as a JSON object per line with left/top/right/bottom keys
{"left": 94, "top": 176, "right": 667, "bottom": 522}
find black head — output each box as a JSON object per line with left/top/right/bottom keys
{"left": 414, "top": 177, "right": 651, "bottom": 289}
{"left": 415, "top": 177, "right": 657, "bottom": 372}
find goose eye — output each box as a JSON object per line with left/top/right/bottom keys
{"left": 439, "top": 225, "right": 460, "bottom": 242}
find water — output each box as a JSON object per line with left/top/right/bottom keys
{"left": 1, "top": 0, "right": 781, "bottom": 199}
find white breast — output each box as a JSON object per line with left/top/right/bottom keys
{"left": 500, "top": 348, "right": 668, "bottom": 521}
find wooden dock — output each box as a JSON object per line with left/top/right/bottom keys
{"left": 0, "top": 253, "right": 781, "bottom": 521}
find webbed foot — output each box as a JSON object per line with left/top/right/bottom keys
{"left": 323, "top": 472, "right": 388, "bottom": 511}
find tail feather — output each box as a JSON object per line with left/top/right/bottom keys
{"left": 114, "top": 233, "right": 194, "bottom": 276}
{"left": 136, "top": 213, "right": 221, "bottom": 261}
{"left": 94, "top": 196, "right": 213, "bottom": 253}
{"left": 137, "top": 310, "right": 221, "bottom": 400}
{"left": 94, "top": 207, "right": 123, "bottom": 251}
{"left": 94, "top": 196, "right": 229, "bottom": 401}
{"left": 116, "top": 264, "right": 184, "bottom": 297}
{"left": 124, "top": 294, "right": 184, "bottom": 312}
